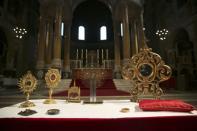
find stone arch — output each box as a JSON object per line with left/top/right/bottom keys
{"left": 71, "top": 0, "right": 113, "bottom": 42}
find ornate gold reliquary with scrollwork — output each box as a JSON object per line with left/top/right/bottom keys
{"left": 122, "top": 46, "right": 172, "bottom": 102}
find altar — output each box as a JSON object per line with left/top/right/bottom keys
{"left": 72, "top": 68, "right": 113, "bottom": 79}
{"left": 0, "top": 99, "right": 197, "bottom": 131}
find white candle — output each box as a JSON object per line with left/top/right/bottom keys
{"left": 97, "top": 49, "right": 99, "bottom": 59}
{"left": 81, "top": 49, "right": 83, "bottom": 59}
{"left": 86, "top": 49, "right": 88, "bottom": 59}
{"left": 76, "top": 49, "right": 79, "bottom": 60}
{"left": 85, "top": 49, "right": 88, "bottom": 66}
{"left": 101, "top": 49, "right": 103, "bottom": 60}
{"left": 106, "top": 49, "right": 108, "bottom": 60}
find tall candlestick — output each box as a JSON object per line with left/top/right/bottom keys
{"left": 97, "top": 49, "right": 99, "bottom": 67}
{"left": 97, "top": 49, "right": 99, "bottom": 60}
{"left": 76, "top": 49, "right": 79, "bottom": 60}
{"left": 106, "top": 49, "right": 108, "bottom": 60}
{"left": 86, "top": 49, "right": 87, "bottom": 59}
{"left": 101, "top": 49, "right": 104, "bottom": 60}
{"left": 81, "top": 49, "right": 83, "bottom": 59}
{"left": 85, "top": 49, "right": 88, "bottom": 66}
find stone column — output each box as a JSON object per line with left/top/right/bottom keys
{"left": 133, "top": 20, "right": 139, "bottom": 54}
{"left": 136, "top": 12, "right": 145, "bottom": 50}
{"left": 122, "top": 4, "right": 131, "bottom": 62}
{"left": 129, "top": 20, "right": 136, "bottom": 56}
{"left": 52, "top": 6, "right": 62, "bottom": 68}
{"left": 63, "top": 21, "right": 71, "bottom": 78}
{"left": 192, "top": 18, "right": 197, "bottom": 65}
{"left": 36, "top": 12, "right": 46, "bottom": 69}
{"left": 45, "top": 19, "right": 53, "bottom": 68}
{"left": 113, "top": 20, "right": 121, "bottom": 77}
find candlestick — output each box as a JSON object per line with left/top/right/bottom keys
{"left": 106, "top": 49, "right": 108, "bottom": 60}
{"left": 86, "top": 49, "right": 88, "bottom": 67}
{"left": 97, "top": 49, "right": 99, "bottom": 60}
{"left": 81, "top": 49, "right": 83, "bottom": 59}
{"left": 101, "top": 49, "right": 103, "bottom": 60}
{"left": 76, "top": 49, "right": 79, "bottom": 60}
{"left": 97, "top": 49, "right": 99, "bottom": 67}
{"left": 101, "top": 49, "right": 104, "bottom": 67}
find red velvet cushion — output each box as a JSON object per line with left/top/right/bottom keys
{"left": 139, "top": 99, "right": 195, "bottom": 112}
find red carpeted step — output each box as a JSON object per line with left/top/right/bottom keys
{"left": 54, "top": 88, "right": 130, "bottom": 96}
{"left": 69, "top": 79, "right": 116, "bottom": 89}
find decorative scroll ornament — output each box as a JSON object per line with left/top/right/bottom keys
{"left": 67, "top": 80, "right": 81, "bottom": 103}
{"left": 44, "top": 68, "right": 61, "bottom": 104}
{"left": 122, "top": 46, "right": 172, "bottom": 102}
{"left": 18, "top": 71, "right": 38, "bottom": 108}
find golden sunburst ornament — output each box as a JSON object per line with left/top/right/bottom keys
{"left": 18, "top": 71, "right": 38, "bottom": 108}
{"left": 44, "top": 68, "right": 61, "bottom": 104}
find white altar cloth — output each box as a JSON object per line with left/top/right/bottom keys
{"left": 0, "top": 99, "right": 196, "bottom": 118}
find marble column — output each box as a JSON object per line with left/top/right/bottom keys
{"left": 136, "top": 14, "right": 144, "bottom": 50}
{"left": 122, "top": 4, "right": 131, "bottom": 61}
{"left": 193, "top": 20, "right": 197, "bottom": 64}
{"left": 133, "top": 20, "right": 139, "bottom": 54}
{"left": 113, "top": 20, "right": 121, "bottom": 74}
{"left": 63, "top": 21, "right": 71, "bottom": 75}
{"left": 129, "top": 21, "right": 137, "bottom": 56}
{"left": 52, "top": 6, "right": 62, "bottom": 68}
{"left": 36, "top": 14, "right": 46, "bottom": 69}
{"left": 45, "top": 19, "right": 53, "bottom": 68}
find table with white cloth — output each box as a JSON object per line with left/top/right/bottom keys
{"left": 0, "top": 99, "right": 197, "bottom": 131}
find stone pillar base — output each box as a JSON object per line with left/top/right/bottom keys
{"left": 45, "top": 64, "right": 52, "bottom": 69}
{"left": 62, "top": 66, "right": 71, "bottom": 79}
{"left": 114, "top": 65, "right": 122, "bottom": 79}
{"left": 36, "top": 61, "right": 45, "bottom": 69}
{"left": 52, "top": 58, "right": 62, "bottom": 68}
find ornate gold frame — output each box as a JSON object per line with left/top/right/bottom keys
{"left": 122, "top": 47, "right": 172, "bottom": 101}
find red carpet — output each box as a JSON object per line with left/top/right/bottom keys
{"left": 54, "top": 79, "right": 130, "bottom": 96}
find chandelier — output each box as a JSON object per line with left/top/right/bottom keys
{"left": 156, "top": 29, "right": 169, "bottom": 40}
{"left": 13, "top": 26, "right": 27, "bottom": 39}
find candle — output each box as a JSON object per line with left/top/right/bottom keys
{"left": 101, "top": 49, "right": 103, "bottom": 60}
{"left": 106, "top": 49, "right": 108, "bottom": 60}
{"left": 76, "top": 49, "right": 79, "bottom": 60}
{"left": 97, "top": 49, "right": 99, "bottom": 60}
{"left": 81, "top": 49, "right": 83, "bottom": 59}
{"left": 85, "top": 49, "right": 88, "bottom": 66}
{"left": 86, "top": 49, "right": 88, "bottom": 59}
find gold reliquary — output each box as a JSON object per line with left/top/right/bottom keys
{"left": 67, "top": 80, "right": 81, "bottom": 103}
{"left": 122, "top": 46, "right": 172, "bottom": 102}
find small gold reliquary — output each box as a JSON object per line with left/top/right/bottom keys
{"left": 67, "top": 80, "right": 81, "bottom": 103}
